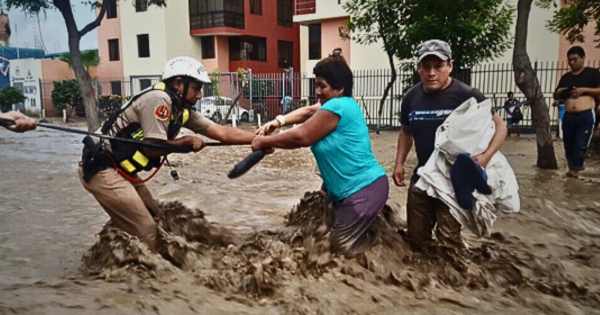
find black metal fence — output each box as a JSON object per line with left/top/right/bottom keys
{"left": 41, "top": 60, "right": 600, "bottom": 129}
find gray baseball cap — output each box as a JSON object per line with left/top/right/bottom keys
{"left": 417, "top": 40, "right": 452, "bottom": 63}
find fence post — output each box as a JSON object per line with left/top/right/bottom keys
{"left": 389, "top": 72, "right": 394, "bottom": 127}
{"left": 248, "top": 68, "right": 253, "bottom": 113}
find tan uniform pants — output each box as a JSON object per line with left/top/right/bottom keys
{"left": 406, "top": 182, "right": 463, "bottom": 251}
{"left": 78, "top": 167, "right": 161, "bottom": 251}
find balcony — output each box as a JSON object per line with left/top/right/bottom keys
{"left": 295, "top": 0, "right": 316, "bottom": 15}
{"left": 189, "top": 0, "right": 245, "bottom": 35}
{"left": 190, "top": 11, "right": 245, "bottom": 30}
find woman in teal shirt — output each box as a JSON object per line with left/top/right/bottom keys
{"left": 252, "top": 55, "right": 388, "bottom": 257}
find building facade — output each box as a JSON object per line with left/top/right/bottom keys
{"left": 293, "top": 0, "right": 596, "bottom": 73}
{"left": 96, "top": 0, "right": 300, "bottom": 84}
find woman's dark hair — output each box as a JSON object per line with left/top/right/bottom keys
{"left": 313, "top": 56, "right": 353, "bottom": 97}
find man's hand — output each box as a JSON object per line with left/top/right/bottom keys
{"left": 251, "top": 136, "right": 263, "bottom": 151}
{"left": 393, "top": 164, "right": 406, "bottom": 187}
{"left": 3, "top": 111, "right": 37, "bottom": 133}
{"left": 255, "top": 120, "right": 280, "bottom": 136}
{"left": 183, "top": 136, "right": 205, "bottom": 152}
{"left": 251, "top": 136, "right": 275, "bottom": 154}
{"left": 473, "top": 153, "right": 492, "bottom": 168}
{"left": 570, "top": 87, "right": 585, "bottom": 99}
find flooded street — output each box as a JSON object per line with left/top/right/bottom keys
{"left": 1, "top": 122, "right": 600, "bottom": 315}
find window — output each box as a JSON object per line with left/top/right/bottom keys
{"left": 106, "top": 0, "right": 117, "bottom": 19}
{"left": 110, "top": 81, "right": 122, "bottom": 96}
{"left": 277, "top": 0, "right": 292, "bottom": 27}
{"left": 250, "top": 0, "right": 262, "bottom": 15}
{"left": 108, "top": 39, "right": 120, "bottom": 61}
{"left": 135, "top": 0, "right": 148, "bottom": 12}
{"left": 189, "top": 0, "right": 245, "bottom": 29}
{"left": 140, "top": 79, "right": 152, "bottom": 90}
{"left": 278, "top": 41, "right": 293, "bottom": 68}
{"left": 137, "top": 34, "right": 150, "bottom": 58}
{"left": 201, "top": 36, "right": 215, "bottom": 59}
{"left": 30, "top": 98, "right": 36, "bottom": 108}
{"left": 308, "top": 23, "right": 321, "bottom": 60}
{"left": 229, "top": 36, "right": 266, "bottom": 61}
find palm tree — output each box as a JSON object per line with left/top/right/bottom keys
{"left": 59, "top": 50, "right": 100, "bottom": 74}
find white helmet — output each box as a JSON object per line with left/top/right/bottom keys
{"left": 162, "top": 56, "right": 211, "bottom": 84}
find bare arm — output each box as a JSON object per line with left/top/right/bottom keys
{"left": 473, "top": 113, "right": 507, "bottom": 167}
{"left": 554, "top": 88, "right": 565, "bottom": 100}
{"left": 253, "top": 110, "right": 339, "bottom": 149}
{"left": 577, "top": 86, "right": 600, "bottom": 97}
{"left": 200, "top": 124, "right": 255, "bottom": 144}
{"left": 143, "top": 136, "right": 204, "bottom": 158}
{"left": 0, "top": 111, "right": 37, "bottom": 132}
{"left": 256, "top": 103, "right": 321, "bottom": 135}
{"left": 392, "top": 125, "right": 413, "bottom": 187}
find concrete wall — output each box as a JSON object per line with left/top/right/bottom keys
{"left": 165, "top": 1, "right": 202, "bottom": 61}
{"left": 493, "top": 0, "right": 560, "bottom": 64}
{"left": 120, "top": 3, "right": 168, "bottom": 77}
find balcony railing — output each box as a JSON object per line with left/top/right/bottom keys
{"left": 190, "top": 11, "right": 245, "bottom": 30}
{"left": 295, "top": 0, "right": 315, "bottom": 15}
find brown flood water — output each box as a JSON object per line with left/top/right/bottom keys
{"left": 1, "top": 123, "right": 600, "bottom": 315}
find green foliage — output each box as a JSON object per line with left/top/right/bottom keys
{"left": 208, "top": 68, "right": 221, "bottom": 99}
{"left": 538, "top": 0, "right": 600, "bottom": 46}
{"left": 58, "top": 50, "right": 100, "bottom": 73}
{"left": 343, "top": 0, "right": 515, "bottom": 68}
{"left": 0, "top": 86, "right": 26, "bottom": 112}
{"left": 52, "top": 79, "right": 82, "bottom": 121}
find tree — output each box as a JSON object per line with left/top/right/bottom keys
{"left": 538, "top": 0, "right": 600, "bottom": 46}
{"left": 512, "top": 0, "right": 558, "bottom": 169}
{"left": 0, "top": 86, "right": 26, "bottom": 112}
{"left": 52, "top": 79, "right": 83, "bottom": 123}
{"left": 342, "top": 0, "right": 407, "bottom": 134}
{"left": 1, "top": 0, "right": 167, "bottom": 132}
{"left": 342, "top": 0, "right": 514, "bottom": 133}
{"left": 58, "top": 50, "right": 100, "bottom": 73}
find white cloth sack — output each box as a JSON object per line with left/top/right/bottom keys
{"left": 415, "top": 97, "right": 520, "bottom": 237}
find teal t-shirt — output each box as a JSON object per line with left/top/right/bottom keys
{"left": 310, "top": 96, "right": 386, "bottom": 201}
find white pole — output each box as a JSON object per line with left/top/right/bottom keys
{"left": 232, "top": 114, "right": 237, "bottom": 128}
{"left": 257, "top": 113, "right": 262, "bottom": 128}
{"left": 62, "top": 109, "right": 67, "bottom": 123}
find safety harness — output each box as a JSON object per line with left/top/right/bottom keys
{"left": 82, "top": 82, "right": 191, "bottom": 183}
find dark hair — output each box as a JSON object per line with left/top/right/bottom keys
{"left": 313, "top": 56, "right": 353, "bottom": 97}
{"left": 567, "top": 46, "right": 585, "bottom": 58}
{"left": 507, "top": 91, "right": 514, "bottom": 96}
{"left": 332, "top": 47, "right": 342, "bottom": 56}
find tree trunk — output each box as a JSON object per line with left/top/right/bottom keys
{"left": 376, "top": 51, "right": 397, "bottom": 135}
{"left": 55, "top": 0, "right": 106, "bottom": 132}
{"left": 512, "top": 0, "right": 558, "bottom": 169}
{"left": 222, "top": 82, "right": 248, "bottom": 125}
{"left": 69, "top": 36, "right": 100, "bottom": 131}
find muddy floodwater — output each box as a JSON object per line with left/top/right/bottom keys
{"left": 1, "top": 121, "right": 600, "bottom": 315}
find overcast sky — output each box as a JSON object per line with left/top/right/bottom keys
{"left": 7, "top": 2, "right": 98, "bottom": 53}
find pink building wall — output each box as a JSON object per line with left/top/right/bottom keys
{"left": 558, "top": 21, "right": 600, "bottom": 65}
{"left": 96, "top": 2, "right": 123, "bottom": 80}
{"left": 40, "top": 59, "right": 78, "bottom": 117}
{"left": 321, "top": 18, "right": 350, "bottom": 63}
